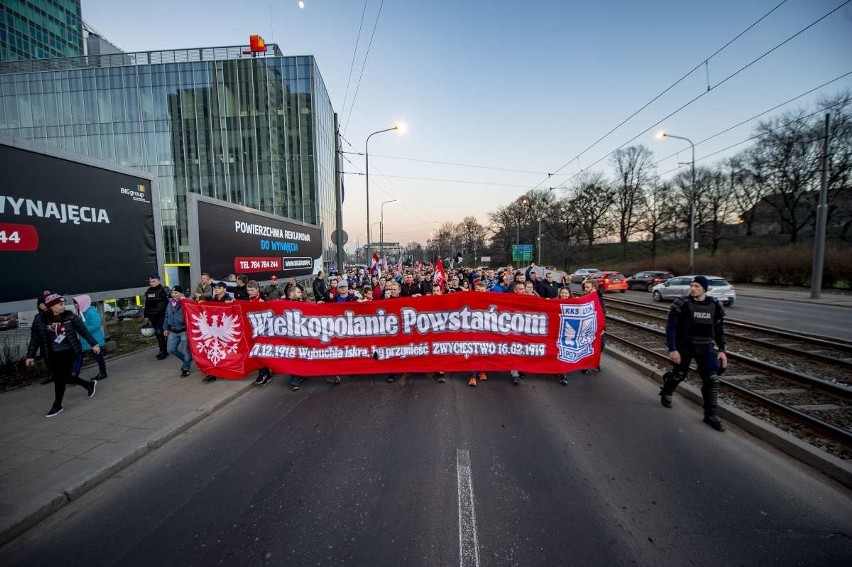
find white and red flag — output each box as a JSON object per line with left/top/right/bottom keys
{"left": 370, "top": 252, "right": 382, "bottom": 278}
{"left": 433, "top": 257, "right": 446, "bottom": 292}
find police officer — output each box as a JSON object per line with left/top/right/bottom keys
{"left": 660, "top": 275, "right": 728, "bottom": 431}
{"left": 144, "top": 274, "right": 170, "bottom": 360}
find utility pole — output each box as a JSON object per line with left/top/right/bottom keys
{"left": 333, "top": 113, "right": 345, "bottom": 273}
{"left": 811, "top": 113, "right": 830, "bottom": 299}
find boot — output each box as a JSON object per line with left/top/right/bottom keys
{"left": 659, "top": 371, "right": 683, "bottom": 408}
{"left": 701, "top": 375, "right": 725, "bottom": 432}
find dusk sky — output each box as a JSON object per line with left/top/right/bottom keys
{"left": 81, "top": 0, "right": 852, "bottom": 250}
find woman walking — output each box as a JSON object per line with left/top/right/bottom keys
{"left": 72, "top": 294, "right": 108, "bottom": 381}
{"left": 26, "top": 293, "right": 101, "bottom": 418}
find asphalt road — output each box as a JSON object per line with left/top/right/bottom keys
{"left": 614, "top": 289, "right": 852, "bottom": 341}
{"left": 2, "top": 357, "right": 850, "bottom": 566}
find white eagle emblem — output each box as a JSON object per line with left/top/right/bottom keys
{"left": 191, "top": 311, "right": 241, "bottom": 366}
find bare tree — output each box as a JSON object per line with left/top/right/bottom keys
{"left": 701, "top": 164, "right": 737, "bottom": 254}
{"left": 566, "top": 172, "right": 615, "bottom": 248}
{"left": 638, "top": 178, "right": 678, "bottom": 260}
{"left": 610, "top": 145, "right": 653, "bottom": 255}
{"left": 456, "top": 216, "right": 488, "bottom": 264}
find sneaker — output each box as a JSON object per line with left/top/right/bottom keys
{"left": 259, "top": 375, "right": 271, "bottom": 386}
{"left": 559, "top": 377, "right": 568, "bottom": 386}
{"left": 253, "top": 374, "right": 265, "bottom": 385}
{"left": 468, "top": 377, "right": 477, "bottom": 387}
{"left": 290, "top": 384, "right": 299, "bottom": 391}
{"left": 510, "top": 370, "right": 520, "bottom": 385}
{"left": 88, "top": 380, "right": 97, "bottom": 398}
{"left": 326, "top": 375, "right": 341, "bottom": 385}
{"left": 92, "top": 371, "right": 107, "bottom": 381}
{"left": 46, "top": 406, "right": 63, "bottom": 418}
{"left": 477, "top": 372, "right": 487, "bottom": 381}
{"left": 436, "top": 372, "right": 446, "bottom": 383}
{"left": 703, "top": 415, "right": 725, "bottom": 432}
{"left": 387, "top": 374, "right": 395, "bottom": 383}
{"left": 660, "top": 394, "right": 673, "bottom": 408}
{"left": 203, "top": 375, "right": 217, "bottom": 383}
{"left": 156, "top": 352, "right": 168, "bottom": 360}
{"left": 180, "top": 369, "right": 190, "bottom": 377}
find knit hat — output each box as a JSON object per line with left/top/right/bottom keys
{"left": 171, "top": 285, "right": 184, "bottom": 294}
{"left": 44, "top": 293, "right": 65, "bottom": 308}
{"left": 149, "top": 274, "right": 161, "bottom": 281}
{"left": 692, "top": 275, "right": 710, "bottom": 291}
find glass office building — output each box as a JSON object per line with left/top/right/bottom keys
{"left": 1, "top": 0, "right": 83, "bottom": 61}
{"left": 0, "top": 44, "right": 337, "bottom": 265}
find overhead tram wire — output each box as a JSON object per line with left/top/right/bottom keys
{"left": 551, "top": 0, "right": 852, "bottom": 192}
{"left": 342, "top": 171, "right": 534, "bottom": 189}
{"left": 339, "top": 151, "right": 560, "bottom": 176}
{"left": 656, "top": 99, "right": 852, "bottom": 178}
{"left": 339, "top": 0, "right": 370, "bottom": 124}
{"left": 651, "top": 70, "right": 852, "bottom": 169}
{"left": 343, "top": 0, "right": 386, "bottom": 134}
{"left": 340, "top": 154, "right": 440, "bottom": 227}
{"left": 529, "top": 0, "right": 791, "bottom": 191}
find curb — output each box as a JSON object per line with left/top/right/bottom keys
{"left": 604, "top": 347, "right": 852, "bottom": 489}
{"left": 733, "top": 290, "right": 852, "bottom": 309}
{"left": 0, "top": 380, "right": 256, "bottom": 548}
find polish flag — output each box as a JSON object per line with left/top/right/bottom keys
{"left": 433, "top": 257, "right": 446, "bottom": 292}
{"left": 371, "top": 252, "right": 381, "bottom": 278}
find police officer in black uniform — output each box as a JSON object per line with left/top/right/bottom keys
{"left": 144, "top": 274, "right": 170, "bottom": 360}
{"left": 660, "top": 275, "right": 729, "bottom": 431}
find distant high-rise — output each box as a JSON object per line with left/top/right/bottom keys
{"left": 0, "top": 0, "right": 84, "bottom": 61}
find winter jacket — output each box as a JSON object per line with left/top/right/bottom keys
{"left": 312, "top": 277, "right": 328, "bottom": 302}
{"left": 74, "top": 295, "right": 105, "bottom": 349}
{"left": 163, "top": 297, "right": 188, "bottom": 333}
{"left": 27, "top": 311, "right": 99, "bottom": 359}
{"left": 144, "top": 284, "right": 169, "bottom": 319}
{"left": 262, "top": 284, "right": 282, "bottom": 300}
{"left": 194, "top": 281, "right": 213, "bottom": 301}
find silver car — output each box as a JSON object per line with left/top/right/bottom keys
{"left": 570, "top": 268, "right": 601, "bottom": 284}
{"left": 651, "top": 275, "right": 736, "bottom": 306}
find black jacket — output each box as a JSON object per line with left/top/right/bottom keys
{"left": 144, "top": 284, "right": 169, "bottom": 318}
{"left": 27, "top": 311, "right": 99, "bottom": 358}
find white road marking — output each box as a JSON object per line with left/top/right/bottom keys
{"left": 457, "top": 448, "right": 481, "bottom": 567}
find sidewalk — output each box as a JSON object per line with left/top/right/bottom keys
{"left": 733, "top": 284, "right": 852, "bottom": 308}
{"left": 0, "top": 348, "right": 254, "bottom": 546}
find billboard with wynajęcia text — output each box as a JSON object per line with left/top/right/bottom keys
{"left": 0, "top": 136, "right": 161, "bottom": 309}
{"left": 187, "top": 194, "right": 322, "bottom": 286}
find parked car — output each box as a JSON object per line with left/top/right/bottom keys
{"left": 588, "top": 271, "right": 628, "bottom": 293}
{"left": 651, "top": 275, "right": 736, "bottom": 306}
{"left": 570, "top": 268, "right": 601, "bottom": 284}
{"left": 117, "top": 307, "right": 145, "bottom": 321}
{"left": 626, "top": 270, "right": 674, "bottom": 291}
{"left": 0, "top": 313, "right": 18, "bottom": 330}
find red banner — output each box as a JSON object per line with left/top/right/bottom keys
{"left": 183, "top": 293, "right": 604, "bottom": 379}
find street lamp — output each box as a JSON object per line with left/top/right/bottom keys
{"left": 537, "top": 217, "right": 542, "bottom": 264}
{"left": 366, "top": 125, "right": 402, "bottom": 260}
{"left": 379, "top": 199, "right": 398, "bottom": 263}
{"left": 517, "top": 197, "right": 529, "bottom": 246}
{"left": 656, "top": 130, "right": 696, "bottom": 274}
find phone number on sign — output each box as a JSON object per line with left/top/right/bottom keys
{"left": 233, "top": 256, "right": 282, "bottom": 273}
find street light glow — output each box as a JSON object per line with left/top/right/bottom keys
{"left": 394, "top": 122, "right": 406, "bottom": 133}
{"left": 655, "top": 130, "right": 667, "bottom": 139}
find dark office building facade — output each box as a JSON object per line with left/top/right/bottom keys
{"left": 0, "top": 0, "right": 83, "bottom": 62}
{"left": 0, "top": 44, "right": 337, "bottom": 265}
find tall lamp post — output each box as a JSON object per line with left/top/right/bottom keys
{"left": 537, "top": 217, "right": 542, "bottom": 264}
{"left": 365, "top": 125, "right": 402, "bottom": 261}
{"left": 657, "top": 131, "right": 696, "bottom": 274}
{"left": 379, "top": 199, "right": 398, "bottom": 264}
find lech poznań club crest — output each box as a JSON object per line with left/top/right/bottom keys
{"left": 557, "top": 302, "right": 597, "bottom": 363}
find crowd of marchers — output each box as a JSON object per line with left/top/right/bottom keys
{"left": 26, "top": 260, "right": 726, "bottom": 432}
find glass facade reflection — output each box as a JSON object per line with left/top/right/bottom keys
{"left": 0, "top": 44, "right": 336, "bottom": 264}
{"left": 1, "top": 0, "right": 83, "bottom": 61}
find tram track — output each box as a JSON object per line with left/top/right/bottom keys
{"left": 601, "top": 300, "right": 852, "bottom": 459}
